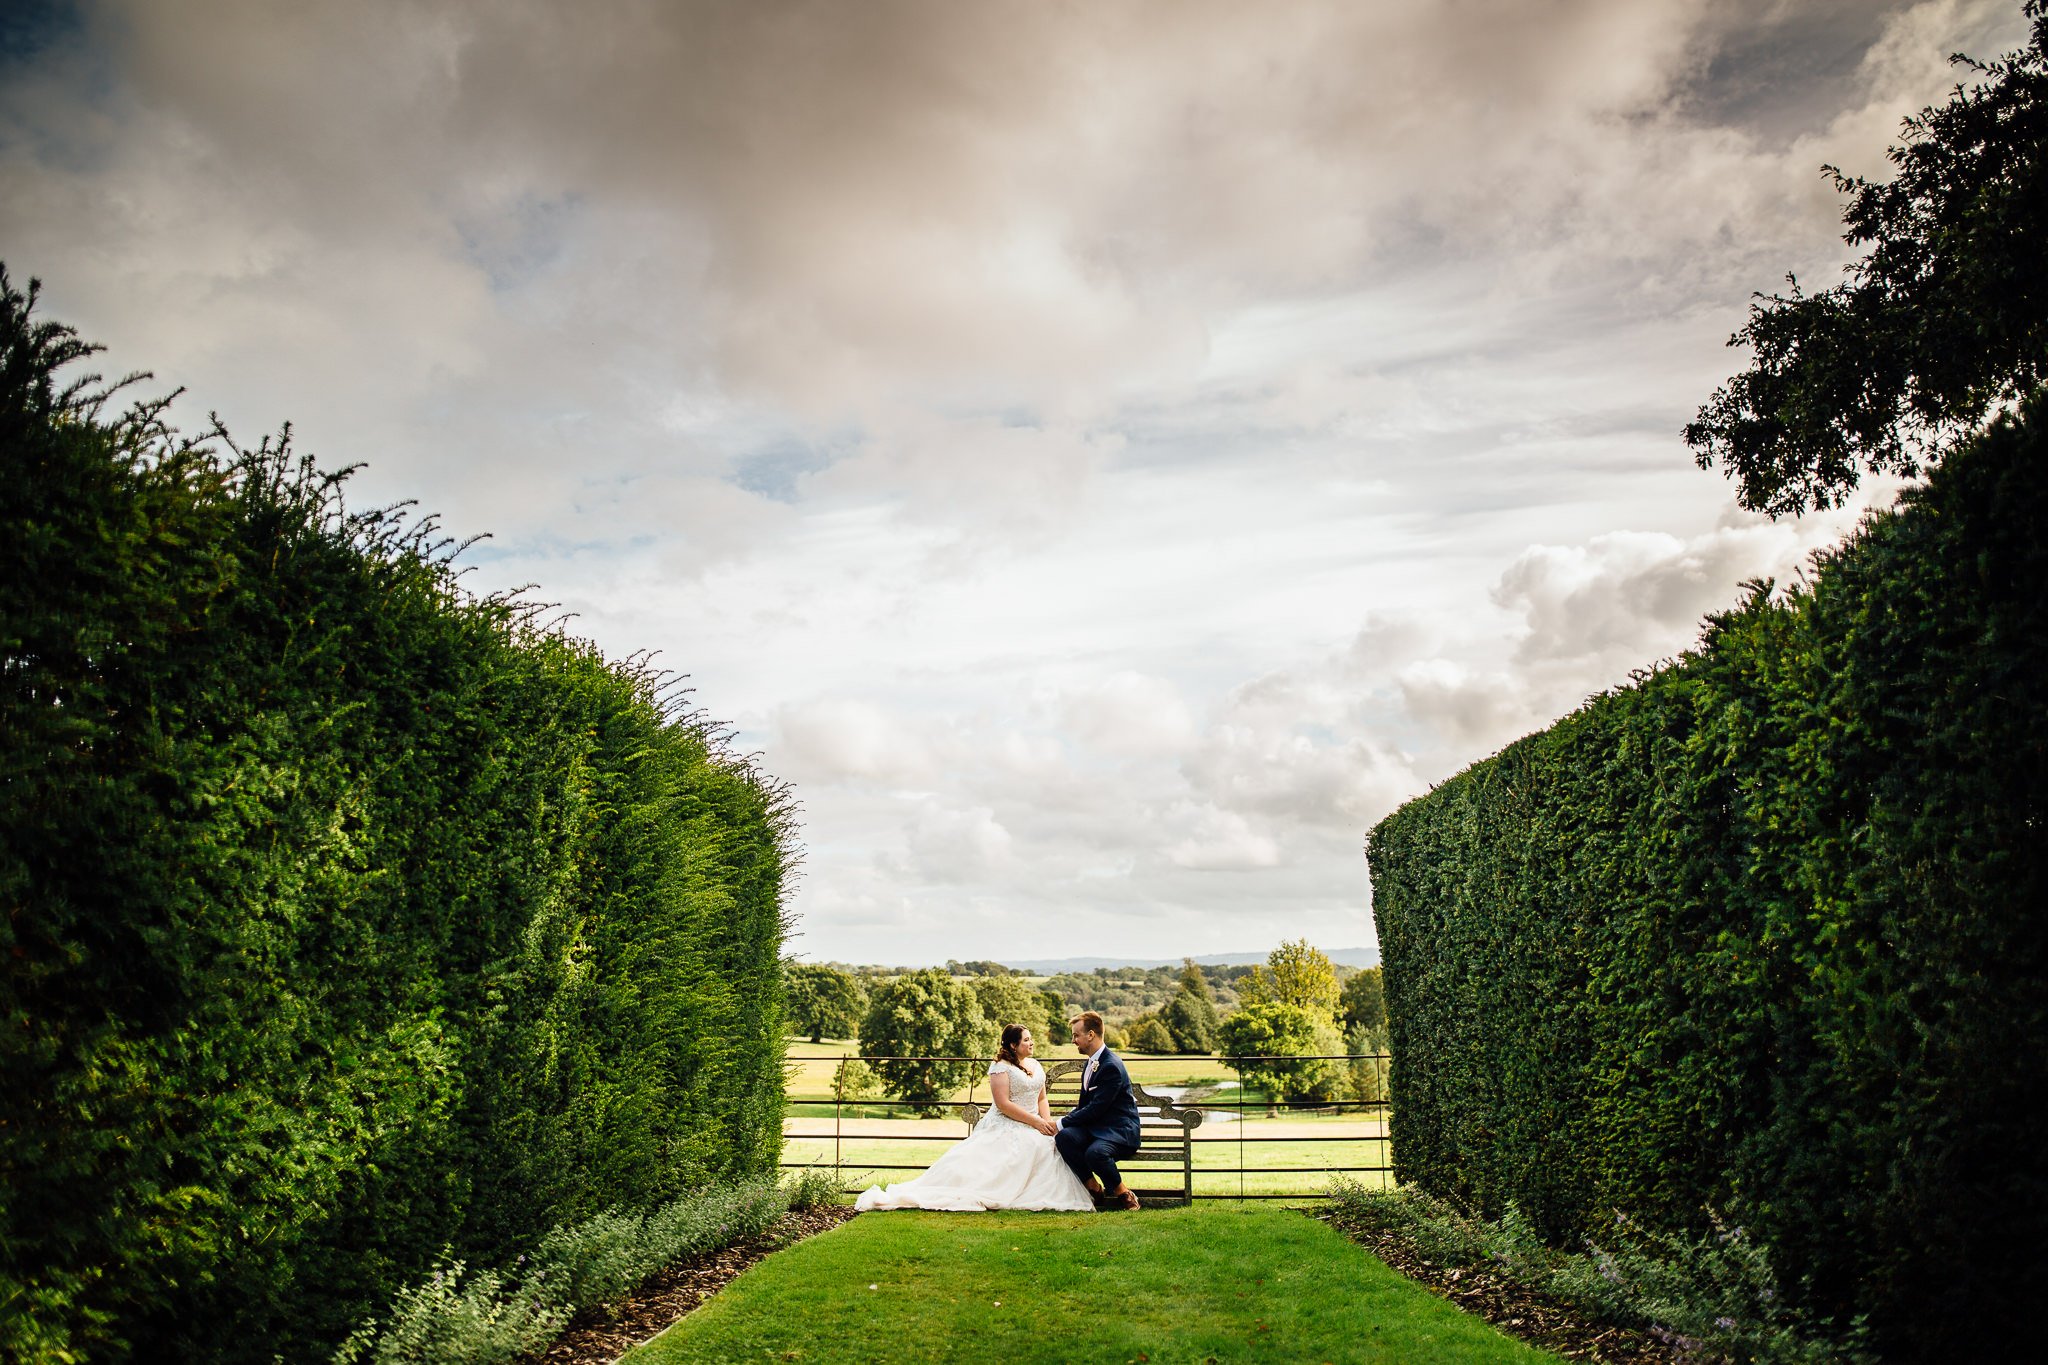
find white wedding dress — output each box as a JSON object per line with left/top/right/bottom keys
{"left": 855, "top": 1059, "right": 1094, "bottom": 1212}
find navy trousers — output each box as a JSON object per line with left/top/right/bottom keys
{"left": 1055, "top": 1124, "right": 1137, "bottom": 1190}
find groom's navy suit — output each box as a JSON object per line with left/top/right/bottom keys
{"left": 1055, "top": 1047, "right": 1142, "bottom": 1191}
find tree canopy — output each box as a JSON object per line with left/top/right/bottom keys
{"left": 1159, "top": 958, "right": 1221, "bottom": 1054}
{"left": 785, "top": 962, "right": 865, "bottom": 1043}
{"left": 857, "top": 969, "right": 987, "bottom": 1115}
{"left": 1685, "top": 2, "right": 2048, "bottom": 515}
{"left": 1217, "top": 1002, "right": 1343, "bottom": 1104}
{"left": 1338, "top": 966, "right": 1385, "bottom": 1035}
{"left": 1239, "top": 939, "right": 1340, "bottom": 1018}
{"left": 965, "top": 973, "right": 1052, "bottom": 1051}
{"left": 1121, "top": 1014, "right": 1177, "bottom": 1054}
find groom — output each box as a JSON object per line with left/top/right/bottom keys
{"left": 1055, "top": 1012, "right": 1143, "bottom": 1212}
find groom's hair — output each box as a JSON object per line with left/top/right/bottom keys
{"left": 1071, "top": 1011, "right": 1103, "bottom": 1038}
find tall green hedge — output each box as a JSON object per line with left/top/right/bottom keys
{"left": 1368, "top": 395, "right": 2047, "bottom": 1361}
{"left": 0, "top": 273, "right": 797, "bottom": 1364}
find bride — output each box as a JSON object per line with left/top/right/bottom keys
{"left": 855, "top": 1024, "right": 1094, "bottom": 1212}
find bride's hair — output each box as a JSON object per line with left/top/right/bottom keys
{"left": 997, "top": 1023, "right": 1030, "bottom": 1068}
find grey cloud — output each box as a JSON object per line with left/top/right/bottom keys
{"left": 18, "top": 0, "right": 2001, "bottom": 419}
{"left": 3, "top": 0, "right": 2016, "bottom": 964}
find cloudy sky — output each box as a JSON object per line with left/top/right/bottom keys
{"left": 3, "top": 0, "right": 2028, "bottom": 966}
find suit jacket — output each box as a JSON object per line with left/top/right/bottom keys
{"left": 1063, "top": 1047, "right": 1142, "bottom": 1149}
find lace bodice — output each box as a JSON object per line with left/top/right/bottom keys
{"left": 987, "top": 1059, "right": 1046, "bottom": 1115}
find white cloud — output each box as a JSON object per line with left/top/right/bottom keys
{"left": 1165, "top": 804, "right": 1281, "bottom": 872}
{"left": 1492, "top": 498, "right": 1885, "bottom": 682}
{"left": 1058, "top": 672, "right": 1195, "bottom": 758}
{"left": 906, "top": 803, "right": 1017, "bottom": 883}
{"left": 1397, "top": 660, "right": 1537, "bottom": 753}
{"left": 773, "top": 698, "right": 936, "bottom": 787}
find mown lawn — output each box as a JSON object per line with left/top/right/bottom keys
{"left": 625, "top": 1204, "right": 1557, "bottom": 1364}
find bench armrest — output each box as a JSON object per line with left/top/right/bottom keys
{"left": 1131, "top": 1080, "right": 1205, "bottom": 1131}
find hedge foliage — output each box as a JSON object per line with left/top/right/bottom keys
{"left": 0, "top": 272, "right": 798, "bottom": 1363}
{"left": 1368, "top": 394, "right": 2047, "bottom": 1361}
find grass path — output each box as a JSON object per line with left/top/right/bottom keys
{"left": 625, "top": 1205, "right": 1558, "bottom": 1364}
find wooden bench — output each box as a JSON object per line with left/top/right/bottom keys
{"left": 958, "top": 1059, "right": 1204, "bottom": 1206}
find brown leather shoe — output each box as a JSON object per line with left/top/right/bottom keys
{"left": 1083, "top": 1177, "right": 1105, "bottom": 1198}
{"left": 1108, "top": 1185, "right": 1140, "bottom": 1212}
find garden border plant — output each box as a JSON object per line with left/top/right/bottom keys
{"left": 329, "top": 1175, "right": 833, "bottom": 1365}
{"left": 1325, "top": 1180, "right": 1871, "bottom": 1365}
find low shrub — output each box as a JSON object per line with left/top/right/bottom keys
{"left": 782, "top": 1167, "right": 844, "bottom": 1211}
{"left": 334, "top": 1178, "right": 790, "bottom": 1363}
{"left": 1326, "top": 1179, "right": 1496, "bottom": 1268}
{"left": 330, "top": 1259, "right": 568, "bottom": 1365}
{"left": 528, "top": 1178, "right": 788, "bottom": 1318}
{"left": 1328, "top": 1182, "right": 1873, "bottom": 1365}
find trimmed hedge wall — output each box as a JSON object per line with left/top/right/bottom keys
{"left": 0, "top": 276, "right": 796, "bottom": 1363}
{"left": 1368, "top": 395, "right": 2047, "bottom": 1361}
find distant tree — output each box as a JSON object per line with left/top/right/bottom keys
{"left": 1685, "top": 5, "right": 2048, "bottom": 515}
{"left": 832, "top": 1057, "right": 879, "bottom": 1112}
{"left": 1036, "top": 987, "right": 1071, "bottom": 1054}
{"left": 785, "top": 962, "right": 866, "bottom": 1043}
{"left": 1343, "top": 1018, "right": 1389, "bottom": 1055}
{"left": 1238, "top": 940, "right": 1340, "bottom": 1019}
{"left": 966, "top": 974, "right": 1043, "bottom": 1049}
{"left": 1343, "top": 1047, "right": 1389, "bottom": 1106}
{"left": 1338, "top": 969, "right": 1388, "bottom": 1113}
{"left": 1338, "top": 966, "right": 1385, "bottom": 1035}
{"left": 1160, "top": 958, "right": 1221, "bottom": 1054}
{"left": 857, "top": 969, "right": 986, "bottom": 1115}
{"left": 1122, "top": 1014, "right": 1176, "bottom": 1055}
{"left": 1217, "top": 1002, "right": 1343, "bottom": 1106}
{"left": 946, "top": 959, "right": 1014, "bottom": 977}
